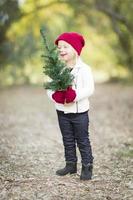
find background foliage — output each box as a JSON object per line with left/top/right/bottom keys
{"left": 0, "top": 0, "right": 133, "bottom": 86}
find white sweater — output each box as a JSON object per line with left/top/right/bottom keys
{"left": 46, "top": 58, "right": 94, "bottom": 113}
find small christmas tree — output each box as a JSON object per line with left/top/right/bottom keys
{"left": 40, "top": 28, "right": 74, "bottom": 91}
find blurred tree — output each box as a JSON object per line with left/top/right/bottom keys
{"left": 64, "top": 0, "right": 133, "bottom": 78}
{"left": 95, "top": 0, "right": 133, "bottom": 78}
{"left": 0, "top": 0, "right": 132, "bottom": 86}
{"left": 0, "top": 0, "right": 21, "bottom": 44}
{"left": 0, "top": 0, "right": 21, "bottom": 66}
{"left": 0, "top": 0, "right": 62, "bottom": 68}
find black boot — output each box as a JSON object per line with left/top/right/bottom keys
{"left": 56, "top": 162, "right": 77, "bottom": 176}
{"left": 80, "top": 163, "right": 93, "bottom": 180}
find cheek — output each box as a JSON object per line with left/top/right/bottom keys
{"left": 68, "top": 51, "right": 76, "bottom": 59}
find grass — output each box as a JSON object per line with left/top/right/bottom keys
{"left": 117, "top": 144, "right": 133, "bottom": 158}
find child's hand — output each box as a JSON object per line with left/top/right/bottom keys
{"left": 65, "top": 86, "right": 76, "bottom": 103}
{"left": 52, "top": 90, "right": 66, "bottom": 104}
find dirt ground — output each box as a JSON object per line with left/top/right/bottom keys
{"left": 0, "top": 83, "right": 133, "bottom": 200}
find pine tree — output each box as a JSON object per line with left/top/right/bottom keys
{"left": 40, "top": 28, "right": 74, "bottom": 91}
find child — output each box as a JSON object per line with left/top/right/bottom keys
{"left": 47, "top": 32, "right": 94, "bottom": 180}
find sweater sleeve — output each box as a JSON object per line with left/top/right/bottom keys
{"left": 75, "top": 66, "right": 94, "bottom": 101}
{"left": 45, "top": 76, "right": 55, "bottom": 102}
{"left": 46, "top": 89, "right": 55, "bottom": 102}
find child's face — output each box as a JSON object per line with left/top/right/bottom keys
{"left": 58, "top": 40, "right": 77, "bottom": 64}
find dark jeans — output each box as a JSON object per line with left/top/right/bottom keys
{"left": 56, "top": 110, "right": 93, "bottom": 165}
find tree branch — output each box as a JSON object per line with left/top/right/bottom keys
{"left": 95, "top": 0, "right": 133, "bottom": 33}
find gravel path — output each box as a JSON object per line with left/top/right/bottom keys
{"left": 0, "top": 84, "right": 133, "bottom": 200}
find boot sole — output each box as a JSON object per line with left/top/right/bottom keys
{"left": 56, "top": 171, "right": 77, "bottom": 176}
{"left": 80, "top": 176, "right": 92, "bottom": 180}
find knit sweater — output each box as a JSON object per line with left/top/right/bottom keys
{"left": 46, "top": 58, "right": 94, "bottom": 113}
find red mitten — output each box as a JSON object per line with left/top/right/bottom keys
{"left": 65, "top": 86, "right": 76, "bottom": 103}
{"left": 52, "top": 90, "right": 66, "bottom": 104}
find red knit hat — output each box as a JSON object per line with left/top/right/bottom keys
{"left": 55, "top": 32, "right": 85, "bottom": 55}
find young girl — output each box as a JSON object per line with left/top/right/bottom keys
{"left": 47, "top": 32, "right": 94, "bottom": 180}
